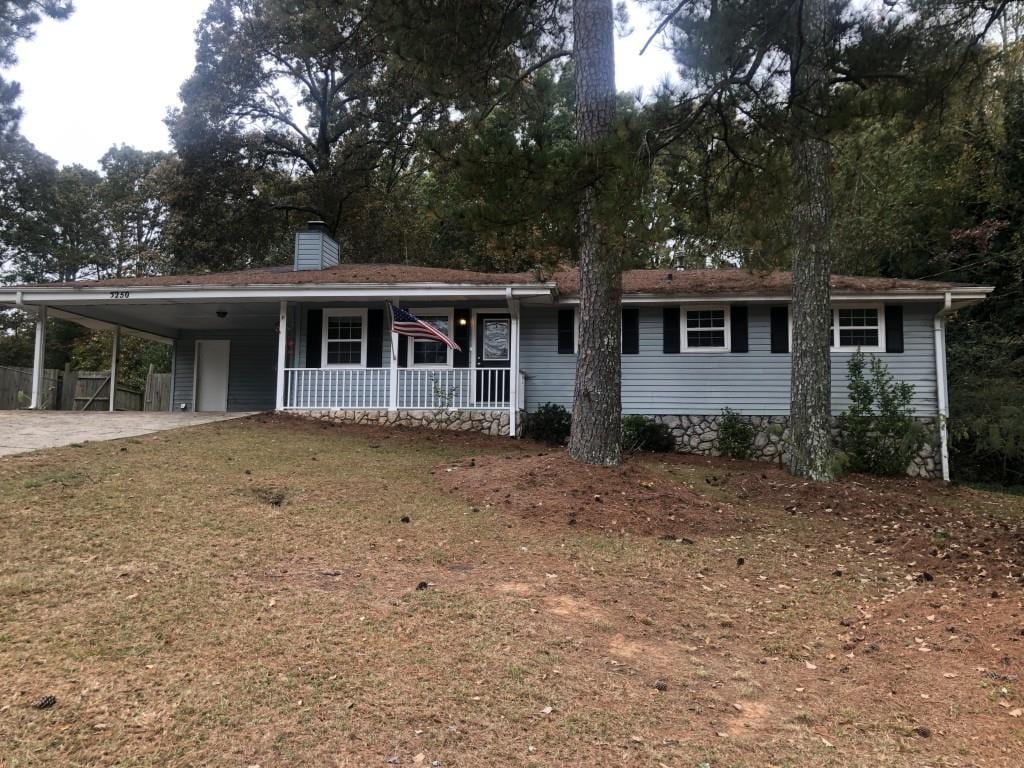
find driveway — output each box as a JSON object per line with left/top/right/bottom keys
{"left": 0, "top": 411, "right": 255, "bottom": 457}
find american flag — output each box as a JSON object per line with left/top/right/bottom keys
{"left": 388, "top": 303, "right": 462, "bottom": 351}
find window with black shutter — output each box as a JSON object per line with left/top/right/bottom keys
{"left": 557, "top": 308, "right": 575, "bottom": 354}
{"left": 621, "top": 308, "right": 639, "bottom": 354}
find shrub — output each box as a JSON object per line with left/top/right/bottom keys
{"left": 621, "top": 415, "right": 675, "bottom": 453}
{"left": 526, "top": 403, "right": 571, "bottom": 444}
{"left": 717, "top": 408, "right": 755, "bottom": 459}
{"left": 837, "top": 351, "right": 925, "bottom": 476}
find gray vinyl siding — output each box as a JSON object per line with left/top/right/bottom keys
{"left": 172, "top": 329, "right": 277, "bottom": 412}
{"left": 519, "top": 303, "right": 939, "bottom": 416}
{"left": 294, "top": 230, "right": 339, "bottom": 271}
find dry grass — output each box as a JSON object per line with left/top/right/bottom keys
{"left": 1, "top": 415, "right": 1022, "bottom": 767}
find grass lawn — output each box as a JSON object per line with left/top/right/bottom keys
{"left": 1, "top": 415, "right": 1022, "bottom": 767}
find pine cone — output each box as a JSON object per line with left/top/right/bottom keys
{"left": 32, "top": 695, "right": 56, "bottom": 710}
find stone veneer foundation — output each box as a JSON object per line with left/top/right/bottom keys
{"left": 651, "top": 414, "right": 941, "bottom": 479}
{"left": 286, "top": 409, "right": 940, "bottom": 479}
{"left": 288, "top": 408, "right": 521, "bottom": 437}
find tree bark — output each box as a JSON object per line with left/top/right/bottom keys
{"left": 788, "top": 0, "right": 835, "bottom": 481}
{"left": 568, "top": 0, "right": 622, "bottom": 466}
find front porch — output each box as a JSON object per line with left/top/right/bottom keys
{"left": 282, "top": 366, "right": 523, "bottom": 412}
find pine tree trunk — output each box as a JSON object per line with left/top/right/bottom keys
{"left": 568, "top": 0, "right": 622, "bottom": 466}
{"left": 788, "top": 0, "right": 835, "bottom": 481}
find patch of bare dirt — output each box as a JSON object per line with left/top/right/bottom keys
{"left": 439, "top": 451, "right": 748, "bottom": 537}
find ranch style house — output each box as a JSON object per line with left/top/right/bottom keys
{"left": 0, "top": 223, "right": 993, "bottom": 480}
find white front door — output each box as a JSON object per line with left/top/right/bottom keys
{"left": 195, "top": 340, "right": 230, "bottom": 412}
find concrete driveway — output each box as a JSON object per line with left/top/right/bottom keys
{"left": 0, "top": 411, "right": 255, "bottom": 457}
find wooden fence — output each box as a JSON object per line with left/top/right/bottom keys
{"left": 0, "top": 365, "right": 171, "bottom": 411}
{"left": 0, "top": 365, "right": 62, "bottom": 409}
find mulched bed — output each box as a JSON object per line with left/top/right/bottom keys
{"left": 438, "top": 451, "right": 749, "bottom": 538}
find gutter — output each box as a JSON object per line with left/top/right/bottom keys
{"left": 934, "top": 291, "right": 954, "bottom": 482}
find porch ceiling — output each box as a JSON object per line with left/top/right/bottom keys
{"left": 32, "top": 300, "right": 282, "bottom": 340}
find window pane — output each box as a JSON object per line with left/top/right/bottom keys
{"left": 327, "top": 315, "right": 361, "bottom": 341}
{"left": 482, "top": 319, "right": 510, "bottom": 361}
{"left": 414, "top": 342, "right": 448, "bottom": 364}
{"left": 686, "top": 309, "right": 725, "bottom": 329}
{"left": 412, "top": 315, "right": 450, "bottom": 365}
{"left": 838, "top": 308, "right": 877, "bottom": 328}
{"left": 687, "top": 329, "right": 726, "bottom": 348}
{"left": 839, "top": 329, "right": 879, "bottom": 347}
{"left": 327, "top": 341, "right": 361, "bottom": 365}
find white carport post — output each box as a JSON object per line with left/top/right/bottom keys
{"left": 29, "top": 305, "right": 47, "bottom": 409}
{"left": 109, "top": 325, "right": 121, "bottom": 412}
{"left": 276, "top": 301, "right": 288, "bottom": 410}
{"left": 506, "top": 289, "right": 520, "bottom": 438}
{"left": 388, "top": 296, "right": 400, "bottom": 411}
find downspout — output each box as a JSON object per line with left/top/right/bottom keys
{"left": 933, "top": 292, "right": 953, "bottom": 482}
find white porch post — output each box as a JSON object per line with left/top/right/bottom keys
{"left": 507, "top": 292, "right": 520, "bottom": 438}
{"left": 388, "top": 297, "right": 399, "bottom": 411}
{"left": 276, "top": 300, "right": 288, "bottom": 410}
{"left": 30, "top": 305, "right": 47, "bottom": 409}
{"left": 108, "top": 325, "right": 121, "bottom": 412}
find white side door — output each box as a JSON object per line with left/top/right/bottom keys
{"left": 195, "top": 340, "right": 230, "bottom": 412}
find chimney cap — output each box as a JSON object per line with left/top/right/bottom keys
{"left": 306, "top": 220, "right": 328, "bottom": 232}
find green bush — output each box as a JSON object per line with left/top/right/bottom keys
{"left": 621, "top": 415, "right": 675, "bottom": 453}
{"left": 949, "top": 377, "right": 1024, "bottom": 485}
{"left": 526, "top": 403, "right": 572, "bottom": 444}
{"left": 717, "top": 408, "right": 755, "bottom": 459}
{"left": 838, "top": 351, "right": 925, "bottom": 476}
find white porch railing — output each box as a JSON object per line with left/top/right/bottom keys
{"left": 283, "top": 367, "right": 512, "bottom": 411}
{"left": 284, "top": 368, "right": 390, "bottom": 410}
{"left": 398, "top": 368, "right": 510, "bottom": 410}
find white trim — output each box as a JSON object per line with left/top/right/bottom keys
{"left": 30, "top": 305, "right": 47, "bottom": 409}
{"left": 0, "top": 283, "right": 556, "bottom": 305}
{"left": 680, "top": 305, "right": 731, "bottom": 352}
{"left": 388, "top": 296, "right": 400, "bottom": 411}
{"left": 934, "top": 291, "right": 953, "bottom": 482}
{"left": 109, "top": 325, "right": 121, "bottom": 412}
{"left": 275, "top": 301, "right": 287, "bottom": 410}
{"left": 322, "top": 308, "right": 368, "bottom": 368}
{"left": 471, "top": 308, "right": 512, "bottom": 364}
{"left": 831, "top": 303, "right": 885, "bottom": 352}
{"left": 563, "top": 288, "right": 994, "bottom": 305}
{"left": 405, "top": 307, "right": 455, "bottom": 368}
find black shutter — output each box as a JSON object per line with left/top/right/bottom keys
{"left": 770, "top": 306, "right": 789, "bottom": 353}
{"left": 397, "top": 334, "right": 408, "bottom": 368}
{"left": 557, "top": 308, "right": 575, "bottom": 354}
{"left": 621, "top": 308, "right": 639, "bottom": 354}
{"left": 453, "top": 308, "right": 471, "bottom": 367}
{"left": 885, "top": 304, "right": 904, "bottom": 353}
{"left": 730, "top": 305, "right": 749, "bottom": 353}
{"left": 662, "top": 307, "right": 680, "bottom": 353}
{"left": 366, "top": 308, "right": 384, "bottom": 367}
{"left": 306, "top": 309, "right": 323, "bottom": 367}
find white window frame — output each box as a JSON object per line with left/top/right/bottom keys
{"left": 680, "top": 305, "right": 731, "bottom": 352}
{"left": 832, "top": 303, "right": 885, "bottom": 352}
{"left": 322, "top": 308, "right": 367, "bottom": 368}
{"left": 406, "top": 307, "right": 455, "bottom": 368}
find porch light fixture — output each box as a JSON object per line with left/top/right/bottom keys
{"left": 458, "top": 317, "right": 468, "bottom": 326}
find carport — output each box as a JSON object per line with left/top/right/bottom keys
{"left": 0, "top": 286, "right": 283, "bottom": 413}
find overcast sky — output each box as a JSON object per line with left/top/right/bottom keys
{"left": 9, "top": 0, "right": 678, "bottom": 169}
{"left": 8, "top": 0, "right": 679, "bottom": 167}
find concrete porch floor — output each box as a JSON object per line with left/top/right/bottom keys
{"left": 0, "top": 411, "right": 256, "bottom": 457}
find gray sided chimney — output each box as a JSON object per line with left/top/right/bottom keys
{"left": 294, "top": 221, "right": 340, "bottom": 271}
